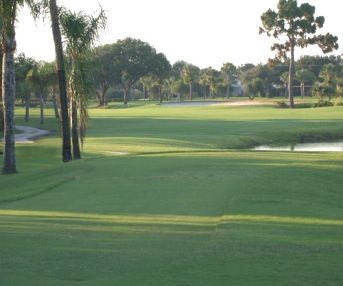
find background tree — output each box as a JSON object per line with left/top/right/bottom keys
{"left": 267, "top": 58, "right": 289, "bottom": 97}
{"left": 252, "top": 78, "right": 266, "bottom": 98}
{"left": 111, "top": 38, "right": 161, "bottom": 105}
{"left": 169, "top": 61, "right": 188, "bottom": 100}
{"left": 260, "top": 0, "right": 339, "bottom": 108}
{"left": 237, "top": 63, "right": 255, "bottom": 75}
{"left": 150, "top": 52, "right": 171, "bottom": 104}
{"left": 172, "top": 61, "right": 187, "bottom": 78}
{"left": 312, "top": 82, "right": 335, "bottom": 105}
{"left": 208, "top": 67, "right": 218, "bottom": 98}
{"left": 254, "top": 64, "right": 275, "bottom": 97}
{"left": 43, "top": 61, "right": 59, "bottom": 119}
{"left": 319, "top": 63, "right": 343, "bottom": 102}
{"left": 15, "top": 53, "right": 36, "bottom": 122}
{"left": 140, "top": 76, "right": 154, "bottom": 100}
{"left": 295, "top": 55, "right": 341, "bottom": 79}
{"left": 180, "top": 63, "right": 199, "bottom": 100}
{"left": 171, "top": 78, "right": 188, "bottom": 99}
{"left": 221, "top": 62, "right": 237, "bottom": 98}
{"left": 199, "top": 67, "right": 216, "bottom": 98}
{"left": 318, "top": 63, "right": 342, "bottom": 85}
{"left": 240, "top": 64, "right": 275, "bottom": 98}
{"left": 295, "top": 69, "right": 316, "bottom": 98}
{"left": 26, "top": 60, "right": 53, "bottom": 124}
{"left": 60, "top": 7, "right": 106, "bottom": 159}
{"left": 280, "top": 71, "right": 290, "bottom": 98}
{"left": 199, "top": 68, "right": 210, "bottom": 99}
{"left": 91, "top": 44, "right": 115, "bottom": 106}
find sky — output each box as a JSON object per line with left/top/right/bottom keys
{"left": 15, "top": 0, "right": 342, "bottom": 70}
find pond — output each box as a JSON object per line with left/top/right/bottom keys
{"left": 253, "top": 142, "right": 343, "bottom": 152}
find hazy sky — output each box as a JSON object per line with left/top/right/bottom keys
{"left": 15, "top": 0, "right": 342, "bottom": 70}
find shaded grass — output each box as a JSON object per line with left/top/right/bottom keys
{"left": 1, "top": 102, "right": 343, "bottom": 285}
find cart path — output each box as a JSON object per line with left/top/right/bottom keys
{"left": 1, "top": 125, "right": 50, "bottom": 144}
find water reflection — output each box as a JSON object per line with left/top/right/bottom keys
{"left": 253, "top": 142, "right": 343, "bottom": 152}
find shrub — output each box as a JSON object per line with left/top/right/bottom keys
{"left": 312, "top": 100, "right": 334, "bottom": 108}
{"left": 106, "top": 88, "right": 124, "bottom": 102}
{"left": 276, "top": 101, "right": 288, "bottom": 108}
{"left": 334, "top": 96, "right": 342, "bottom": 106}
{"left": 294, "top": 103, "right": 311, "bottom": 109}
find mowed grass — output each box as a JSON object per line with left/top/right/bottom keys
{"left": 1, "top": 100, "right": 343, "bottom": 285}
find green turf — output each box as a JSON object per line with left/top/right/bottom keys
{"left": 1, "top": 99, "right": 343, "bottom": 285}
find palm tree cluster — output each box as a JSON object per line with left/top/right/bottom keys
{"left": 59, "top": 7, "right": 106, "bottom": 159}
{"left": 1, "top": 0, "right": 106, "bottom": 173}
{"left": 136, "top": 61, "right": 239, "bottom": 102}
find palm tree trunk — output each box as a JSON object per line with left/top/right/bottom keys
{"left": 288, "top": 43, "right": 295, "bottom": 108}
{"left": 99, "top": 81, "right": 109, "bottom": 106}
{"left": 210, "top": 84, "right": 214, "bottom": 98}
{"left": 25, "top": 94, "right": 30, "bottom": 122}
{"left": 52, "top": 89, "right": 59, "bottom": 118}
{"left": 2, "top": 51, "right": 17, "bottom": 174}
{"left": 301, "top": 82, "right": 304, "bottom": 99}
{"left": 123, "top": 86, "right": 129, "bottom": 105}
{"left": 189, "top": 83, "right": 193, "bottom": 100}
{"left": 40, "top": 94, "right": 44, "bottom": 124}
{"left": 227, "top": 75, "right": 230, "bottom": 98}
{"left": 159, "top": 86, "right": 163, "bottom": 104}
{"left": 70, "top": 98, "right": 81, "bottom": 159}
{"left": 69, "top": 61, "right": 81, "bottom": 160}
{"left": 49, "top": 0, "right": 72, "bottom": 162}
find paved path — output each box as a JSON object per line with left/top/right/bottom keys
{"left": 1, "top": 125, "right": 50, "bottom": 144}
{"left": 161, "top": 101, "right": 277, "bottom": 107}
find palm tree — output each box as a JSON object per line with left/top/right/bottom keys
{"left": 0, "top": 0, "right": 38, "bottom": 174}
{"left": 48, "top": 0, "right": 72, "bottom": 162}
{"left": 91, "top": 44, "right": 115, "bottom": 106}
{"left": 295, "top": 69, "right": 316, "bottom": 99}
{"left": 221, "top": 62, "right": 237, "bottom": 98}
{"left": 206, "top": 67, "right": 216, "bottom": 98}
{"left": 180, "top": 64, "right": 199, "bottom": 100}
{"left": 26, "top": 61, "right": 55, "bottom": 124}
{"left": 59, "top": 7, "right": 106, "bottom": 159}
{"left": 280, "top": 72, "right": 289, "bottom": 99}
{"left": 14, "top": 53, "right": 36, "bottom": 123}
{"left": 199, "top": 69, "right": 210, "bottom": 99}
{"left": 140, "top": 76, "right": 154, "bottom": 100}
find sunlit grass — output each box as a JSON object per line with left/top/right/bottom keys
{"left": 2, "top": 210, "right": 342, "bottom": 227}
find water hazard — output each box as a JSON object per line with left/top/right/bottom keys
{"left": 253, "top": 142, "right": 343, "bottom": 152}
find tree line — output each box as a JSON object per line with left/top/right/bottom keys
{"left": 1, "top": 0, "right": 107, "bottom": 173}
{"left": 12, "top": 45, "right": 343, "bottom": 108}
